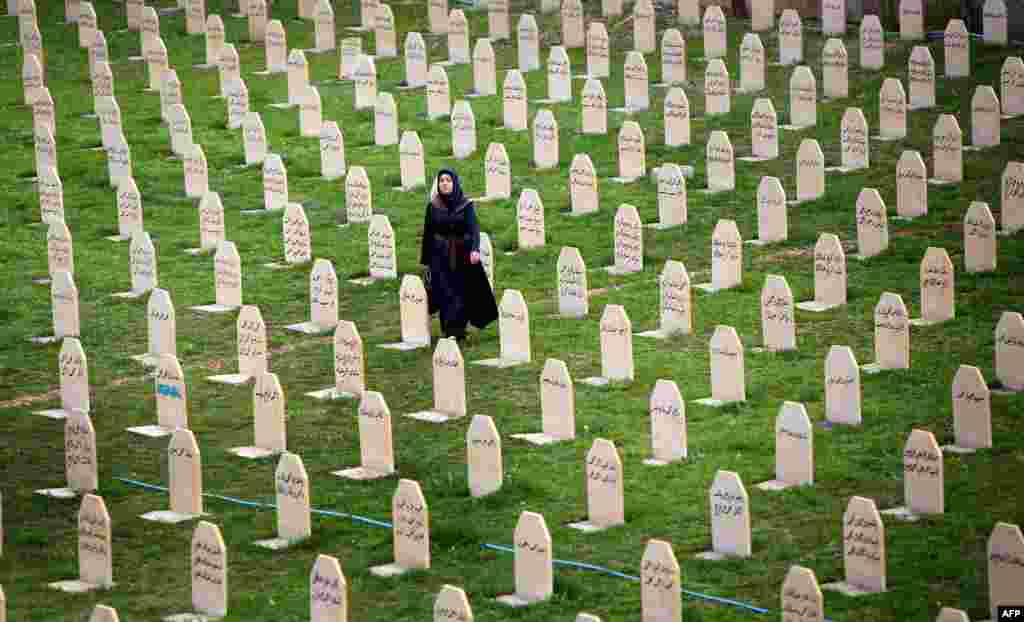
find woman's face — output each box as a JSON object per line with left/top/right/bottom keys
{"left": 438, "top": 174, "right": 454, "bottom": 195}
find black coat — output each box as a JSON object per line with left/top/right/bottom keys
{"left": 420, "top": 195, "right": 498, "bottom": 331}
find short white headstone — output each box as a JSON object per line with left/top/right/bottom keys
{"left": 908, "top": 46, "right": 936, "bottom": 109}
{"left": 859, "top": 15, "right": 884, "bottom": 70}
{"left": 855, "top": 188, "right": 889, "bottom": 259}
{"left": 703, "top": 59, "right": 730, "bottom": 116}
{"left": 581, "top": 79, "right": 608, "bottom": 135}
{"left": 467, "top": 415, "right": 503, "bottom": 497}
{"left": 700, "top": 470, "right": 751, "bottom": 558}
{"left": 517, "top": 14, "right": 540, "bottom": 72}
{"left": 913, "top": 247, "right": 955, "bottom": 325}
{"left": 756, "top": 402, "right": 812, "bottom": 490}
{"left": 333, "top": 391, "right": 395, "bottom": 479}
{"left": 822, "top": 38, "right": 849, "bottom": 99}
{"left": 568, "top": 439, "right": 624, "bottom": 531}
{"left": 503, "top": 69, "right": 528, "bottom": 130}
{"left": 944, "top": 20, "right": 970, "bottom": 78}
{"left": 778, "top": 10, "right": 803, "bottom": 65}
{"left": 705, "top": 131, "right": 735, "bottom": 192}
{"left": 702, "top": 5, "right": 727, "bottom": 59}
{"left": 646, "top": 380, "right": 687, "bottom": 464}
{"left": 896, "top": 150, "right": 927, "bottom": 218}
{"left": 760, "top": 274, "right": 796, "bottom": 351}
{"left": 557, "top": 246, "right": 589, "bottom": 317}
{"left": 825, "top": 345, "right": 861, "bottom": 425}
{"left": 739, "top": 34, "right": 765, "bottom": 93}
{"left": 345, "top": 166, "right": 372, "bottom": 224}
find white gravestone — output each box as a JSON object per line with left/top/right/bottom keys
{"left": 633, "top": 0, "right": 655, "bottom": 53}
{"left": 615, "top": 122, "right": 645, "bottom": 182}
{"left": 451, "top": 100, "right": 476, "bottom": 159}
{"left": 47, "top": 220, "right": 74, "bottom": 279}
{"left": 399, "top": 131, "right": 425, "bottom": 190}
{"left": 695, "top": 325, "right": 746, "bottom": 406}
{"left": 36, "top": 410, "right": 97, "bottom": 498}
{"left": 314, "top": 0, "right": 336, "bottom": 52}
{"left": 911, "top": 247, "right": 955, "bottom": 325}
{"left": 187, "top": 0, "right": 206, "bottom": 35}
{"left": 264, "top": 21, "right": 287, "bottom": 73}
{"left": 704, "top": 131, "right": 735, "bottom": 192}
{"left": 822, "top": 497, "right": 886, "bottom": 595}
{"left": 513, "top": 359, "right": 575, "bottom": 445}
{"left": 112, "top": 177, "right": 144, "bottom": 243}
{"left": 854, "top": 188, "right": 888, "bottom": 259}
{"left": 878, "top": 78, "right": 907, "bottom": 140}
{"left": 183, "top": 144, "right": 209, "bottom": 200}
{"left": 581, "top": 79, "right": 608, "bottom": 135}
{"left": 896, "top": 150, "right": 927, "bottom": 218}
{"left": 583, "top": 304, "right": 633, "bottom": 385}
{"left": 225, "top": 79, "right": 249, "bottom": 130}
{"left": 334, "top": 390, "right": 395, "bottom": 480}
{"left": 321, "top": 122, "right": 346, "bottom": 180}
{"left": 435, "top": 586, "right": 472, "bottom": 622}
{"left": 607, "top": 204, "right": 643, "bottom": 274}
{"left": 288, "top": 259, "right": 338, "bottom": 335}
{"left": 262, "top": 154, "right": 288, "bottom": 211}
{"left": 190, "top": 241, "right": 243, "bottom": 313}
{"left": 970, "top": 86, "right": 1001, "bottom": 149}
{"left": 471, "top": 38, "right": 496, "bottom": 96}
{"left": 34, "top": 337, "right": 90, "bottom": 419}
{"left": 475, "top": 289, "right": 531, "bottom": 367}
{"left": 429, "top": 0, "right": 447, "bottom": 34}
{"left": 404, "top": 33, "right": 428, "bottom": 88}
{"left": 489, "top": 0, "right": 510, "bottom": 40}
{"left": 623, "top": 52, "right": 650, "bottom": 112}
{"left": 98, "top": 99, "right": 122, "bottom": 153}
{"left": 984, "top": 0, "right": 1008, "bottom": 45}
{"left": 278, "top": 204, "right": 312, "bottom": 266}
{"left": 141, "top": 288, "right": 177, "bottom": 364}
{"left": 557, "top": 247, "right": 588, "bottom": 317}
{"left": 756, "top": 402, "right": 813, "bottom": 490}
{"left": 751, "top": 0, "right": 774, "bottom": 31}
{"left": 482, "top": 142, "right": 511, "bottom": 200}
{"left": 881, "top": 429, "right": 943, "bottom": 520}
{"left": 249, "top": 0, "right": 268, "bottom": 42}
{"left": 948, "top": 366, "right": 992, "bottom": 452}
{"left": 661, "top": 29, "right": 686, "bottom": 86}
{"left": 703, "top": 59, "right": 730, "bottom": 116}
{"left": 760, "top": 275, "right": 796, "bottom": 351}
{"left": 864, "top": 292, "right": 909, "bottom": 373}
{"left": 49, "top": 494, "right": 113, "bottom": 593}
{"left": 838, "top": 108, "right": 869, "bottom": 171}
{"left": 677, "top": 0, "right": 698, "bottom": 25}
{"left": 369, "top": 479, "right": 431, "bottom": 576}
{"left": 779, "top": 10, "right": 803, "bottom": 65}
{"left": 739, "top": 34, "right": 765, "bottom": 93}
{"left": 467, "top": 415, "right": 503, "bottom": 497}
{"left": 900, "top": 0, "right": 923, "bottom": 39}
{"left": 822, "top": 0, "right": 846, "bottom": 35}
{"left": 561, "top": 0, "right": 584, "bottom": 48}
{"left": 586, "top": 22, "right": 610, "bottom": 78}
{"left": 696, "top": 219, "right": 742, "bottom": 292}
{"left": 184, "top": 521, "right": 227, "bottom": 619}
{"left": 243, "top": 112, "right": 268, "bottom": 166}
{"left": 204, "top": 15, "right": 225, "bottom": 67}
{"left": 859, "top": 15, "right": 884, "bottom": 70}
{"left": 497, "top": 512, "right": 552, "bottom": 606}
{"left": 533, "top": 109, "right": 558, "bottom": 169}
{"left": 310, "top": 555, "right": 347, "bottom": 622}
{"left": 752, "top": 176, "right": 787, "bottom": 243}
{"left": 38, "top": 167, "right": 64, "bottom": 226}
{"left": 345, "top": 166, "right": 372, "bottom": 224}
{"left": 988, "top": 523, "right": 1024, "bottom": 621}
{"left": 645, "top": 380, "right": 687, "bottom": 465}
{"left": 569, "top": 154, "right": 599, "bottom": 215}
{"left": 253, "top": 452, "right": 311, "bottom": 548}
{"left": 944, "top": 20, "right": 970, "bottom": 78}
{"left": 228, "top": 372, "right": 287, "bottom": 459}
{"left": 379, "top": 275, "right": 431, "bottom": 350}
{"left": 208, "top": 305, "right": 267, "bottom": 385}
{"left": 639, "top": 260, "right": 691, "bottom": 339}
{"left": 908, "top": 46, "right": 935, "bottom": 110}
{"left": 544, "top": 46, "right": 572, "bottom": 103}
{"left": 931, "top": 114, "right": 963, "bottom": 184}
{"left": 568, "top": 439, "right": 625, "bottom": 532}
{"left": 286, "top": 50, "right": 309, "bottom": 106}
{"left": 310, "top": 320, "right": 366, "bottom": 400}
{"left": 354, "top": 56, "right": 378, "bottom": 110}
{"left": 141, "top": 428, "right": 203, "bottom": 523}
{"left": 655, "top": 164, "right": 687, "bottom": 228}
{"left": 427, "top": 65, "right": 451, "bottom": 120}
{"left": 517, "top": 189, "right": 545, "bottom": 249}
{"left": 518, "top": 14, "right": 540, "bottom": 72}
{"left": 822, "top": 39, "right": 849, "bottom": 99}
{"left": 780, "top": 566, "right": 823, "bottom": 622}
{"left": 406, "top": 338, "right": 467, "bottom": 422}
{"left": 697, "top": 470, "right": 751, "bottom": 559}
{"left": 23, "top": 53, "right": 44, "bottom": 107}
{"left": 748, "top": 99, "right": 779, "bottom": 161}
{"left": 963, "top": 202, "right": 996, "bottom": 273}
{"left": 503, "top": 70, "right": 528, "bottom": 130}
{"left": 825, "top": 345, "right": 861, "bottom": 425}
{"left": 996, "top": 312, "right": 1024, "bottom": 391}
{"left": 1002, "top": 57, "right": 1024, "bottom": 117}
{"left": 702, "top": 5, "right": 727, "bottom": 59}
{"left": 374, "top": 92, "right": 398, "bottom": 146}
{"left": 1002, "top": 161, "right": 1024, "bottom": 234}
{"left": 300, "top": 87, "right": 323, "bottom": 138}
{"left": 50, "top": 272, "right": 81, "bottom": 342}
{"left": 446, "top": 9, "right": 470, "bottom": 64}
{"left": 787, "top": 66, "right": 817, "bottom": 129}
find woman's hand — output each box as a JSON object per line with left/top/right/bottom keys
{"left": 469, "top": 251, "right": 481, "bottom": 264}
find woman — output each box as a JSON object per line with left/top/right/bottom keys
{"left": 419, "top": 169, "right": 498, "bottom": 342}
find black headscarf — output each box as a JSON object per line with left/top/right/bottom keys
{"left": 435, "top": 169, "right": 467, "bottom": 210}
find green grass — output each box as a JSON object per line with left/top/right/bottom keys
{"left": 0, "top": 1, "right": 1023, "bottom": 621}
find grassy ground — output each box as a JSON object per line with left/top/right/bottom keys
{"left": 0, "top": 1, "right": 1022, "bottom": 620}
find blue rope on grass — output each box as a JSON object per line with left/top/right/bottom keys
{"left": 116, "top": 477, "right": 831, "bottom": 620}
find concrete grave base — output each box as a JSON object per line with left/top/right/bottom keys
{"left": 33, "top": 408, "right": 73, "bottom": 419}
{"left": 694, "top": 551, "right": 736, "bottom": 561}
{"left": 190, "top": 304, "right": 240, "bottom": 314}
{"left": 745, "top": 238, "right": 777, "bottom": 246}
{"left": 927, "top": 178, "right": 958, "bottom": 186}
{"left": 825, "top": 166, "right": 865, "bottom": 174}
{"left": 738, "top": 156, "right": 773, "bottom": 163}
{"left": 130, "top": 353, "right": 160, "bottom": 366}
{"left": 49, "top": 580, "right": 111, "bottom": 593}
{"left": 693, "top": 283, "right": 732, "bottom": 294}
{"left": 609, "top": 176, "right": 640, "bottom": 184}
{"left": 105, "top": 234, "right": 131, "bottom": 242}
{"left": 795, "top": 301, "right": 839, "bottom": 312}
{"left": 207, "top": 373, "right": 252, "bottom": 385}
{"left": 306, "top": 387, "right": 360, "bottom": 401}
{"left": 369, "top": 562, "right": 414, "bottom": 577}
{"left": 496, "top": 594, "right": 546, "bottom": 607}
{"left": 693, "top": 397, "right": 741, "bottom": 408}
{"left": 636, "top": 328, "right": 672, "bottom": 339}
{"left": 285, "top": 321, "right": 334, "bottom": 334}
{"left": 908, "top": 318, "right": 947, "bottom": 327}
{"left": 405, "top": 410, "right": 465, "bottom": 423}
{"left": 872, "top": 134, "right": 904, "bottom": 142}
{"left": 183, "top": 247, "right": 214, "bottom": 255}
{"left": 378, "top": 341, "right": 430, "bottom": 351}
{"left": 140, "top": 510, "right": 202, "bottom": 524}
{"left": 164, "top": 611, "right": 224, "bottom": 621}
{"left": 111, "top": 289, "right": 149, "bottom": 299}
{"left": 821, "top": 581, "right": 886, "bottom": 596}
{"left": 567, "top": 520, "right": 613, "bottom": 533}
{"left": 941, "top": 444, "right": 979, "bottom": 455}
{"left": 333, "top": 466, "right": 394, "bottom": 480}
{"left": 28, "top": 335, "right": 62, "bottom": 344}
{"left": 228, "top": 446, "right": 280, "bottom": 459}
{"left": 35, "top": 487, "right": 81, "bottom": 499}
{"left": 580, "top": 376, "right": 610, "bottom": 387}
{"left": 755, "top": 479, "right": 799, "bottom": 491}
{"left": 126, "top": 424, "right": 174, "bottom": 438}
{"left": 861, "top": 362, "right": 892, "bottom": 375}
{"left": 881, "top": 506, "right": 924, "bottom": 522}
{"left": 472, "top": 357, "right": 528, "bottom": 368}
{"left": 254, "top": 536, "right": 304, "bottom": 550}
{"left": 645, "top": 222, "right": 683, "bottom": 230}
{"left": 511, "top": 432, "right": 568, "bottom": 446}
